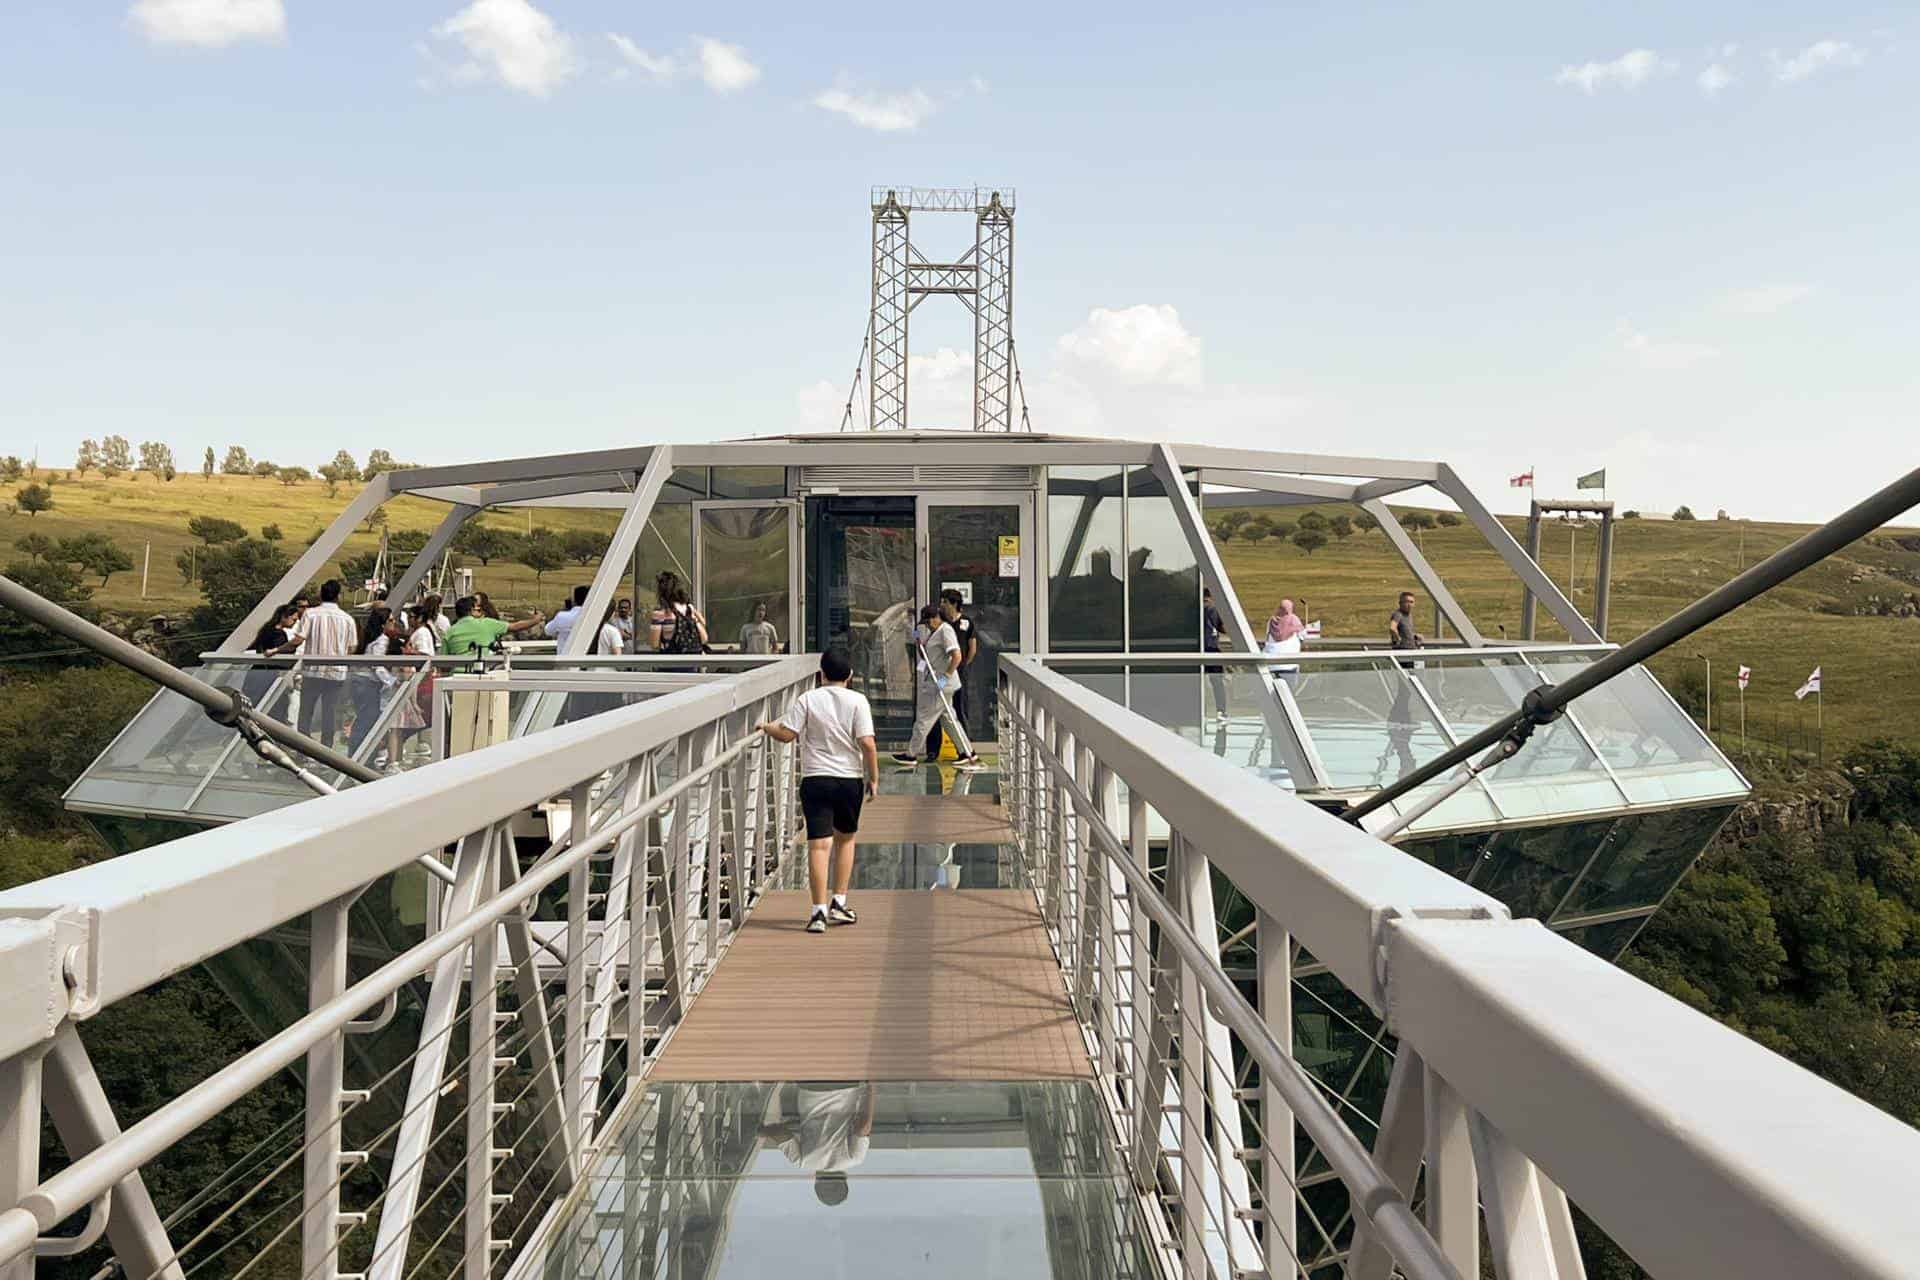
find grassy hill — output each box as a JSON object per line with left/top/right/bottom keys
{"left": 7, "top": 468, "right": 1917, "bottom": 752}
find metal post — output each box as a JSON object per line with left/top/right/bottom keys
{"left": 1522, "top": 503, "right": 1542, "bottom": 641}
{"left": 301, "top": 898, "right": 351, "bottom": 1280}
{"left": 1594, "top": 508, "right": 1614, "bottom": 638}
{"left": 1425, "top": 1067, "right": 1480, "bottom": 1276}
{"left": 1256, "top": 908, "right": 1295, "bottom": 1277}
{"left": 1169, "top": 833, "right": 1207, "bottom": 1273}
{"left": 564, "top": 780, "right": 592, "bottom": 1151}
{"left": 624, "top": 756, "right": 654, "bottom": 1088}
{"left": 0, "top": 1047, "right": 44, "bottom": 1280}
{"left": 463, "top": 849, "right": 499, "bottom": 1280}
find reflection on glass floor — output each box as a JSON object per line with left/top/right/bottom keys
{"left": 771, "top": 764, "right": 1019, "bottom": 893}
{"left": 540, "top": 1081, "right": 1156, "bottom": 1280}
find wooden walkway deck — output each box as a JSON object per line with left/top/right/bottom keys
{"left": 651, "top": 888, "right": 1089, "bottom": 1081}
{"left": 853, "top": 792, "right": 1015, "bottom": 844}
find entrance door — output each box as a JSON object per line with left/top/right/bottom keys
{"left": 807, "top": 497, "right": 918, "bottom": 737}
{"left": 692, "top": 501, "right": 799, "bottom": 654}
{"left": 919, "top": 493, "right": 1034, "bottom": 745}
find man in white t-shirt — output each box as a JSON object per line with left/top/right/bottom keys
{"left": 759, "top": 1082, "right": 875, "bottom": 1207}
{"left": 893, "top": 604, "right": 970, "bottom": 769}
{"left": 757, "top": 648, "right": 879, "bottom": 935}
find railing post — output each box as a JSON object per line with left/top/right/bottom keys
{"left": 1169, "top": 833, "right": 1208, "bottom": 1274}
{"left": 625, "top": 753, "right": 656, "bottom": 1087}
{"left": 0, "top": 1044, "right": 45, "bottom": 1280}
{"left": 1426, "top": 1066, "right": 1480, "bottom": 1277}
{"left": 1256, "top": 907, "right": 1295, "bottom": 1277}
{"left": 301, "top": 896, "right": 351, "bottom": 1280}
{"left": 463, "top": 846, "right": 500, "bottom": 1280}
{"left": 1470, "top": 1112, "right": 1584, "bottom": 1280}
{"left": 564, "top": 780, "right": 592, "bottom": 1152}
{"left": 1091, "top": 761, "right": 1119, "bottom": 1083}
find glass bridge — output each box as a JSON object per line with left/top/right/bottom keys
{"left": 8, "top": 434, "right": 1898, "bottom": 1280}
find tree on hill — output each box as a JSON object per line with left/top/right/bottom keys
{"left": 277, "top": 466, "right": 312, "bottom": 487}
{"left": 193, "top": 539, "right": 293, "bottom": 637}
{"left": 1239, "top": 518, "right": 1270, "bottom": 545}
{"left": 1292, "top": 528, "right": 1328, "bottom": 556}
{"left": 221, "top": 446, "right": 252, "bottom": 475}
{"left": 387, "top": 529, "right": 430, "bottom": 561}
{"left": 1401, "top": 511, "right": 1437, "bottom": 531}
{"left": 251, "top": 460, "right": 278, "bottom": 478}
{"left": 1329, "top": 513, "right": 1353, "bottom": 540}
{"left": 518, "top": 530, "right": 567, "bottom": 590}
{"left": 1211, "top": 520, "right": 1236, "bottom": 542}
{"left": 15, "top": 484, "right": 53, "bottom": 517}
{"left": 75, "top": 440, "right": 98, "bottom": 476}
{"left": 1673, "top": 505, "right": 1697, "bottom": 521}
{"left": 188, "top": 515, "right": 248, "bottom": 546}
{"left": 1435, "top": 512, "right": 1461, "bottom": 527}
{"left": 1269, "top": 519, "right": 1296, "bottom": 540}
{"left": 138, "top": 441, "right": 175, "bottom": 478}
{"left": 326, "top": 450, "right": 359, "bottom": 482}
{"left": 561, "top": 529, "right": 604, "bottom": 566}
{"left": 0, "top": 457, "right": 22, "bottom": 483}
{"left": 261, "top": 524, "right": 283, "bottom": 542}
{"left": 1353, "top": 511, "right": 1380, "bottom": 534}
{"left": 58, "top": 534, "right": 133, "bottom": 586}
{"left": 0, "top": 557, "right": 96, "bottom": 660}
{"left": 100, "top": 435, "right": 133, "bottom": 472}
{"left": 317, "top": 463, "right": 347, "bottom": 497}
{"left": 338, "top": 550, "right": 381, "bottom": 587}
{"left": 202, "top": 447, "right": 215, "bottom": 480}
{"left": 363, "top": 449, "right": 411, "bottom": 478}
{"left": 453, "top": 523, "right": 515, "bottom": 565}
{"left": 14, "top": 533, "right": 53, "bottom": 562}
{"left": 1298, "top": 510, "right": 1328, "bottom": 532}
{"left": 1622, "top": 510, "right": 1642, "bottom": 520}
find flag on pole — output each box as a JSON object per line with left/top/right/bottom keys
{"left": 1509, "top": 470, "right": 1534, "bottom": 488}
{"left": 1577, "top": 468, "right": 1607, "bottom": 490}
{"left": 1794, "top": 667, "right": 1821, "bottom": 700}
{"left": 1737, "top": 665, "right": 1751, "bottom": 690}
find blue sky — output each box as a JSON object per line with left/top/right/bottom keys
{"left": 2, "top": 1, "right": 1913, "bottom": 520}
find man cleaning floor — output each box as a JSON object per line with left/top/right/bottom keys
{"left": 757, "top": 648, "right": 880, "bottom": 934}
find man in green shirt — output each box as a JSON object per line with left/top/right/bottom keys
{"left": 442, "top": 595, "right": 545, "bottom": 660}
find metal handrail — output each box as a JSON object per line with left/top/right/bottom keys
{"left": 1001, "top": 696, "right": 1462, "bottom": 1280}
{"left": 1035, "top": 644, "right": 1613, "bottom": 665}
{"left": 0, "top": 720, "right": 773, "bottom": 1254}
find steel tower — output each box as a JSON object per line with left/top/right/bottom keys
{"left": 860, "top": 186, "right": 1023, "bottom": 432}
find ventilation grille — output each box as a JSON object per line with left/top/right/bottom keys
{"left": 799, "top": 464, "right": 1036, "bottom": 490}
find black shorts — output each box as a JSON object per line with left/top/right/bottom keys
{"left": 799, "top": 776, "right": 865, "bottom": 839}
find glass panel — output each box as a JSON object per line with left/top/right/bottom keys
{"left": 710, "top": 466, "right": 787, "bottom": 499}
{"left": 1470, "top": 819, "right": 1619, "bottom": 920}
{"left": 1397, "top": 830, "right": 1498, "bottom": 884}
{"left": 634, "top": 503, "right": 693, "bottom": 625}
{"left": 700, "top": 506, "right": 792, "bottom": 654}
{"left": 663, "top": 466, "right": 708, "bottom": 502}
{"left": 813, "top": 500, "right": 917, "bottom": 737}
{"left": 544, "top": 1081, "right": 1156, "bottom": 1279}
{"left": 1289, "top": 659, "right": 1453, "bottom": 789}
{"left": 1046, "top": 465, "right": 1123, "bottom": 652}
{"left": 1125, "top": 465, "right": 1200, "bottom": 651}
{"left": 1555, "top": 804, "right": 1734, "bottom": 919}
{"left": 1533, "top": 656, "right": 1747, "bottom": 805}
{"left": 927, "top": 503, "right": 1021, "bottom": 743}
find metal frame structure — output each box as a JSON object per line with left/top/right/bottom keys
{"left": 1524, "top": 498, "right": 1616, "bottom": 640}
{"left": 861, "top": 188, "right": 1021, "bottom": 432}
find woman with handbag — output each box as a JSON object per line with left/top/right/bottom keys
{"left": 648, "top": 571, "right": 708, "bottom": 670}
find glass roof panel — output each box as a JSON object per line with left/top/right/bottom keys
{"left": 1289, "top": 659, "right": 1455, "bottom": 790}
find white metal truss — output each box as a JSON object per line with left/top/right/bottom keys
{"left": 973, "top": 192, "right": 1015, "bottom": 432}
{"left": 868, "top": 192, "right": 910, "bottom": 432}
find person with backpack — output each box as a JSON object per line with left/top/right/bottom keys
{"left": 648, "top": 571, "right": 708, "bottom": 656}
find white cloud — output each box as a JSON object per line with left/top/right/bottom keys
{"left": 812, "top": 84, "right": 936, "bottom": 132}
{"left": 1722, "top": 284, "right": 1814, "bottom": 315}
{"left": 606, "top": 33, "right": 675, "bottom": 82}
{"left": 693, "top": 36, "right": 759, "bottom": 93}
{"left": 1554, "top": 49, "right": 1669, "bottom": 93}
{"left": 127, "top": 0, "right": 284, "bottom": 47}
{"left": 1770, "top": 39, "right": 1866, "bottom": 83}
{"left": 1055, "top": 305, "right": 1204, "bottom": 388}
{"left": 1698, "top": 62, "right": 1734, "bottom": 95}
{"left": 430, "top": 0, "right": 578, "bottom": 98}
{"left": 1618, "top": 322, "right": 1720, "bottom": 370}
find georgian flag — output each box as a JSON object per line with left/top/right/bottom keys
{"left": 1795, "top": 667, "right": 1821, "bottom": 701}
{"left": 1737, "top": 665, "right": 1751, "bottom": 690}
{"left": 1509, "top": 470, "right": 1534, "bottom": 488}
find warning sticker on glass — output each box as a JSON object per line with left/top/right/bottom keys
{"left": 998, "top": 555, "right": 1020, "bottom": 578}
{"left": 997, "top": 535, "right": 1019, "bottom": 558}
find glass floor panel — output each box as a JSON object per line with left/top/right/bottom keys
{"left": 540, "top": 1081, "right": 1156, "bottom": 1280}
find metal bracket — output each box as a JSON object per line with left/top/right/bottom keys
{"left": 1370, "top": 905, "right": 1502, "bottom": 1024}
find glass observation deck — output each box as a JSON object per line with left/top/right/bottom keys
{"left": 1045, "top": 644, "right": 1747, "bottom": 959}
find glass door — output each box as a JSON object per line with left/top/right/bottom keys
{"left": 692, "top": 501, "right": 798, "bottom": 654}
{"left": 919, "top": 493, "right": 1034, "bottom": 745}
{"left": 807, "top": 496, "right": 918, "bottom": 737}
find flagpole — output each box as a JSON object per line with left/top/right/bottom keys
{"left": 1817, "top": 686, "right": 1824, "bottom": 764}
{"left": 1739, "top": 681, "right": 1746, "bottom": 757}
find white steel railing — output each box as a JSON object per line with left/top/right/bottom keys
{"left": 0, "top": 656, "right": 816, "bottom": 1280}
{"left": 997, "top": 655, "right": 1920, "bottom": 1280}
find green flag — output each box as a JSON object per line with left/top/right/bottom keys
{"left": 1577, "top": 468, "right": 1606, "bottom": 490}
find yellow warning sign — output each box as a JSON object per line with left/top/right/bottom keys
{"left": 998, "top": 535, "right": 1020, "bottom": 557}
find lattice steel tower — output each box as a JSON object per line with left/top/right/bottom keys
{"left": 856, "top": 186, "right": 1025, "bottom": 432}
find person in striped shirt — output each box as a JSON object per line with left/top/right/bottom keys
{"left": 293, "top": 579, "right": 358, "bottom": 746}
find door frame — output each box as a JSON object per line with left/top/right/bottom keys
{"left": 691, "top": 499, "right": 802, "bottom": 653}
{"left": 914, "top": 490, "right": 1037, "bottom": 656}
